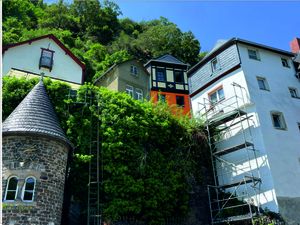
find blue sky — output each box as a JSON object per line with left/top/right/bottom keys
{"left": 45, "top": 0, "right": 300, "bottom": 53}
{"left": 114, "top": 1, "right": 300, "bottom": 52}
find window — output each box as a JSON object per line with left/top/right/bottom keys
{"left": 281, "top": 58, "right": 289, "bottom": 68}
{"left": 4, "top": 176, "right": 18, "bottom": 201}
{"left": 208, "top": 87, "right": 225, "bottom": 104}
{"left": 256, "top": 77, "right": 269, "bottom": 91}
{"left": 176, "top": 96, "right": 185, "bottom": 107}
{"left": 248, "top": 49, "right": 260, "bottom": 60}
{"left": 174, "top": 70, "right": 184, "bottom": 83}
{"left": 211, "top": 58, "right": 220, "bottom": 72}
{"left": 156, "top": 68, "right": 166, "bottom": 82}
{"left": 125, "top": 85, "right": 133, "bottom": 97}
{"left": 22, "top": 177, "right": 36, "bottom": 202}
{"left": 271, "top": 111, "right": 287, "bottom": 130}
{"left": 289, "top": 87, "right": 299, "bottom": 98}
{"left": 130, "top": 65, "right": 138, "bottom": 76}
{"left": 298, "top": 123, "right": 300, "bottom": 132}
{"left": 135, "top": 88, "right": 143, "bottom": 101}
{"left": 39, "top": 49, "right": 54, "bottom": 70}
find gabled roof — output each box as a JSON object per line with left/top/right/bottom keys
{"left": 93, "top": 59, "right": 150, "bottom": 84}
{"left": 3, "top": 34, "right": 85, "bottom": 71}
{"left": 2, "top": 80, "right": 72, "bottom": 148}
{"left": 144, "top": 54, "right": 188, "bottom": 67}
{"left": 188, "top": 38, "right": 295, "bottom": 76}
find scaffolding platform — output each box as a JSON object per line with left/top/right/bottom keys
{"left": 208, "top": 109, "right": 246, "bottom": 127}
{"left": 213, "top": 142, "right": 254, "bottom": 156}
{"left": 200, "top": 84, "right": 261, "bottom": 225}
{"left": 218, "top": 176, "right": 261, "bottom": 189}
{"left": 213, "top": 213, "right": 253, "bottom": 224}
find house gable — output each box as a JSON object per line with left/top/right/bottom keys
{"left": 3, "top": 34, "right": 85, "bottom": 84}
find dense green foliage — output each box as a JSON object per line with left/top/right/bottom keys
{"left": 3, "top": 77, "right": 210, "bottom": 224}
{"left": 3, "top": 0, "right": 204, "bottom": 82}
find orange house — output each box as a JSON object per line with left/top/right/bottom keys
{"left": 145, "top": 54, "right": 191, "bottom": 116}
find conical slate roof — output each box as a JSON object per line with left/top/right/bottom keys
{"left": 2, "top": 80, "right": 72, "bottom": 148}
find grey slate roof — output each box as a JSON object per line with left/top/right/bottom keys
{"left": 144, "top": 54, "right": 188, "bottom": 67}
{"left": 2, "top": 80, "right": 72, "bottom": 148}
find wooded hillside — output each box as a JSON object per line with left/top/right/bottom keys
{"left": 3, "top": 0, "right": 202, "bottom": 82}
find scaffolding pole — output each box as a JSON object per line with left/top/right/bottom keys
{"left": 199, "top": 83, "right": 262, "bottom": 224}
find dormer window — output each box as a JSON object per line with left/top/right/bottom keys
{"left": 39, "top": 48, "right": 54, "bottom": 71}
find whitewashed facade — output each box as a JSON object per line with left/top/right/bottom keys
{"left": 189, "top": 38, "right": 300, "bottom": 224}
{"left": 3, "top": 34, "right": 85, "bottom": 85}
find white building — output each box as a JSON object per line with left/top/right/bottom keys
{"left": 188, "top": 38, "right": 300, "bottom": 224}
{"left": 3, "top": 34, "right": 86, "bottom": 88}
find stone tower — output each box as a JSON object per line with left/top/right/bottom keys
{"left": 2, "top": 80, "right": 72, "bottom": 225}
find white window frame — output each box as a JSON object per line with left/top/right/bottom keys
{"left": 248, "top": 49, "right": 260, "bottom": 61}
{"left": 208, "top": 87, "right": 225, "bottom": 105}
{"left": 4, "top": 176, "right": 19, "bottom": 202}
{"left": 21, "top": 176, "right": 36, "bottom": 202}
{"left": 130, "top": 65, "right": 138, "bottom": 76}
{"left": 125, "top": 85, "right": 134, "bottom": 97}
{"left": 256, "top": 76, "right": 269, "bottom": 91}
{"left": 289, "top": 87, "right": 299, "bottom": 98}
{"left": 271, "top": 111, "right": 287, "bottom": 130}
{"left": 211, "top": 58, "right": 220, "bottom": 72}
{"left": 135, "top": 88, "right": 143, "bottom": 101}
{"left": 39, "top": 48, "right": 54, "bottom": 71}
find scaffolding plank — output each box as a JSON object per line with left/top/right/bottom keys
{"left": 213, "top": 213, "right": 253, "bottom": 224}
{"left": 208, "top": 109, "right": 247, "bottom": 127}
{"left": 217, "top": 115, "right": 253, "bottom": 132}
{"left": 213, "top": 142, "right": 253, "bottom": 156}
{"left": 218, "top": 176, "right": 261, "bottom": 189}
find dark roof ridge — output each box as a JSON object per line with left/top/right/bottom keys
{"left": 188, "top": 37, "right": 295, "bottom": 76}
{"left": 144, "top": 54, "right": 188, "bottom": 67}
{"left": 3, "top": 34, "right": 85, "bottom": 70}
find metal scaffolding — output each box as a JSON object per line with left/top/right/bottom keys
{"left": 198, "top": 83, "right": 261, "bottom": 224}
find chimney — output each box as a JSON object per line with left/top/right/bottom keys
{"left": 290, "top": 38, "right": 300, "bottom": 53}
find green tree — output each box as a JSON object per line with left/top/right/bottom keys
{"left": 38, "top": 0, "right": 79, "bottom": 32}
{"left": 133, "top": 17, "right": 200, "bottom": 64}
{"left": 2, "top": 77, "right": 209, "bottom": 225}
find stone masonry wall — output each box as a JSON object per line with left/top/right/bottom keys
{"left": 2, "top": 135, "right": 69, "bottom": 225}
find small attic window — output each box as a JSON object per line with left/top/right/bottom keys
{"left": 39, "top": 48, "right": 54, "bottom": 71}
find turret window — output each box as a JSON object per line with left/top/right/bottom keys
{"left": 22, "top": 177, "right": 36, "bottom": 202}
{"left": 4, "top": 176, "right": 18, "bottom": 201}
{"left": 39, "top": 48, "right": 54, "bottom": 71}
